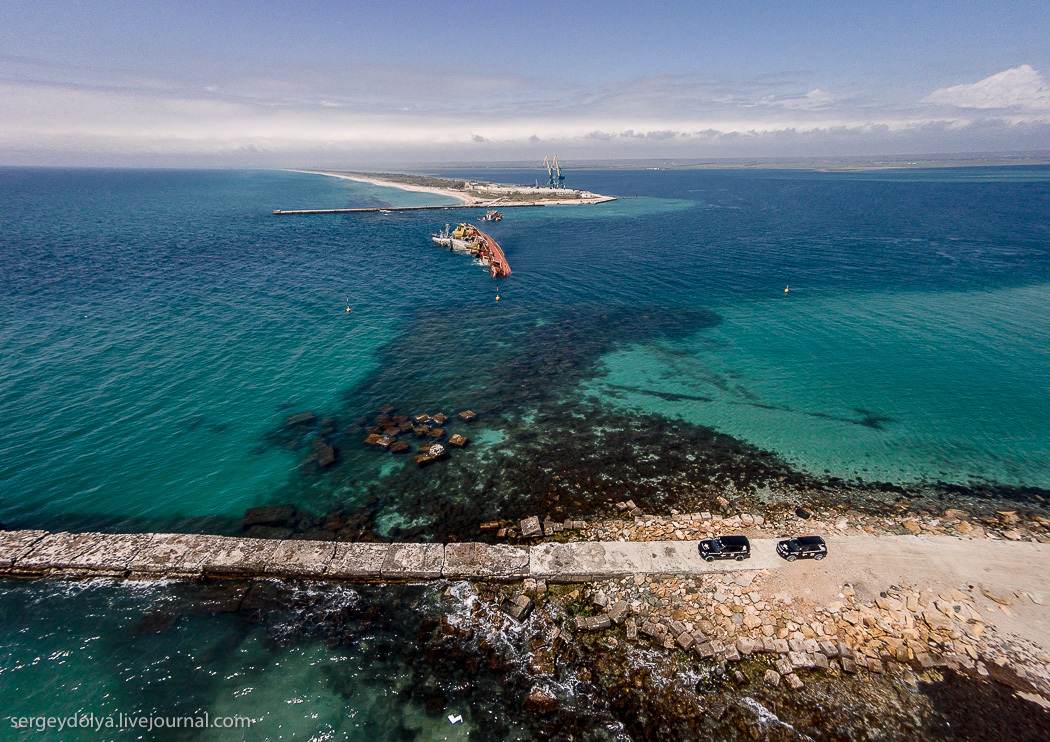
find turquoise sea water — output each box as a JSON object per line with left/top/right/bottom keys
{"left": 1, "top": 165, "right": 1049, "bottom": 737}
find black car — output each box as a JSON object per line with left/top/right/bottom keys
{"left": 698, "top": 535, "right": 751, "bottom": 562}
{"left": 777, "top": 535, "right": 827, "bottom": 561}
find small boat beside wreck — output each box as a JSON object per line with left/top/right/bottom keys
{"left": 431, "top": 223, "right": 511, "bottom": 278}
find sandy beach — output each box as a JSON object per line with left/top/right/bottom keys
{"left": 289, "top": 169, "right": 617, "bottom": 207}
{"left": 290, "top": 170, "right": 478, "bottom": 204}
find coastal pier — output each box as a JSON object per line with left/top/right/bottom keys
{"left": 3, "top": 528, "right": 1048, "bottom": 586}
{"left": 274, "top": 204, "right": 543, "bottom": 215}
{"left": 0, "top": 529, "right": 779, "bottom": 583}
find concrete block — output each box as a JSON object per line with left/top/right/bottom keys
{"left": 201, "top": 537, "right": 280, "bottom": 577}
{"left": 265, "top": 539, "right": 337, "bottom": 577}
{"left": 12, "top": 532, "right": 109, "bottom": 575}
{"left": 443, "top": 543, "right": 529, "bottom": 579}
{"left": 126, "top": 533, "right": 217, "bottom": 577}
{"left": 381, "top": 543, "right": 444, "bottom": 579}
{"left": 607, "top": 600, "right": 629, "bottom": 625}
{"left": 0, "top": 530, "right": 48, "bottom": 571}
{"left": 326, "top": 542, "right": 391, "bottom": 579}
{"left": 520, "top": 516, "right": 542, "bottom": 538}
{"left": 65, "top": 533, "right": 153, "bottom": 576}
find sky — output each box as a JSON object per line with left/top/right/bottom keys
{"left": 2, "top": 0, "right": 1050, "bottom": 166}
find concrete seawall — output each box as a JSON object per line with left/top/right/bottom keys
{"left": 0, "top": 530, "right": 770, "bottom": 583}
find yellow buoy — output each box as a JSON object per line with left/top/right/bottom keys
{"left": 784, "top": 285, "right": 789, "bottom": 294}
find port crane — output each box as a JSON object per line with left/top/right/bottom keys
{"left": 543, "top": 154, "right": 565, "bottom": 189}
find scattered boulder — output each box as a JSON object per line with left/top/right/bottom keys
{"left": 412, "top": 414, "right": 430, "bottom": 424}
{"left": 795, "top": 507, "right": 812, "bottom": 520}
{"left": 448, "top": 434, "right": 468, "bottom": 447}
{"left": 575, "top": 614, "right": 612, "bottom": 631}
{"left": 607, "top": 600, "right": 629, "bottom": 625}
{"left": 431, "top": 414, "right": 448, "bottom": 425}
{"left": 523, "top": 687, "right": 558, "bottom": 714}
{"left": 310, "top": 440, "right": 336, "bottom": 467}
{"left": 501, "top": 594, "right": 533, "bottom": 621}
{"left": 923, "top": 610, "right": 953, "bottom": 633}
{"left": 414, "top": 444, "right": 448, "bottom": 467}
{"left": 389, "top": 441, "right": 409, "bottom": 454}
{"left": 284, "top": 412, "right": 315, "bottom": 427}
{"left": 980, "top": 584, "right": 1017, "bottom": 606}
{"left": 458, "top": 410, "right": 477, "bottom": 422}
{"left": 377, "top": 405, "right": 395, "bottom": 415}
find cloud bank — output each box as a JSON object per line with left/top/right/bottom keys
{"left": 1, "top": 57, "right": 1049, "bottom": 166}
{"left": 923, "top": 65, "right": 1050, "bottom": 110}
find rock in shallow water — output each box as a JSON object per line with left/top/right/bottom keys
{"left": 523, "top": 687, "right": 558, "bottom": 714}
{"left": 243, "top": 505, "right": 296, "bottom": 529}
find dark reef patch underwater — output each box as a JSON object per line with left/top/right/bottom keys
{"left": 258, "top": 298, "right": 1049, "bottom": 544}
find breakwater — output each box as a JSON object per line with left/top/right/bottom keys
{"left": 274, "top": 204, "right": 535, "bottom": 215}
{"left": 0, "top": 529, "right": 777, "bottom": 582}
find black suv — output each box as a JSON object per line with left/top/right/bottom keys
{"left": 777, "top": 535, "right": 827, "bottom": 561}
{"left": 698, "top": 535, "right": 751, "bottom": 562}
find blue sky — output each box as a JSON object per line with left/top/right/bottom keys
{"left": 2, "top": 0, "right": 1049, "bottom": 165}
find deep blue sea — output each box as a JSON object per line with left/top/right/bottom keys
{"left": 1, "top": 165, "right": 1048, "bottom": 738}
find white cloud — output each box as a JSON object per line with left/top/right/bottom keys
{"left": 1, "top": 62, "right": 1050, "bottom": 165}
{"left": 757, "top": 88, "right": 839, "bottom": 110}
{"left": 923, "top": 65, "right": 1050, "bottom": 110}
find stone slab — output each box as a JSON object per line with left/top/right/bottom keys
{"left": 442, "top": 543, "right": 530, "bottom": 579}
{"left": 0, "top": 530, "right": 48, "bottom": 570}
{"left": 200, "top": 537, "right": 280, "bottom": 577}
{"left": 326, "top": 542, "right": 391, "bottom": 579}
{"left": 126, "top": 533, "right": 217, "bottom": 577}
{"left": 265, "top": 540, "right": 337, "bottom": 578}
{"left": 64, "top": 533, "right": 154, "bottom": 576}
{"left": 381, "top": 543, "right": 444, "bottom": 579}
{"left": 12, "top": 532, "right": 109, "bottom": 575}
{"left": 529, "top": 542, "right": 653, "bottom": 581}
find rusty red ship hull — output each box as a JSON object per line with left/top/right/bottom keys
{"left": 431, "top": 223, "right": 511, "bottom": 278}
{"left": 475, "top": 227, "right": 511, "bottom": 278}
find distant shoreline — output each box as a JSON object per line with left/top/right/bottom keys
{"left": 289, "top": 169, "right": 616, "bottom": 206}
{"left": 289, "top": 154, "right": 1050, "bottom": 174}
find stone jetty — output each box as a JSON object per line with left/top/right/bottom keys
{"left": 4, "top": 527, "right": 1050, "bottom": 701}
{"left": 1, "top": 530, "right": 783, "bottom": 583}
